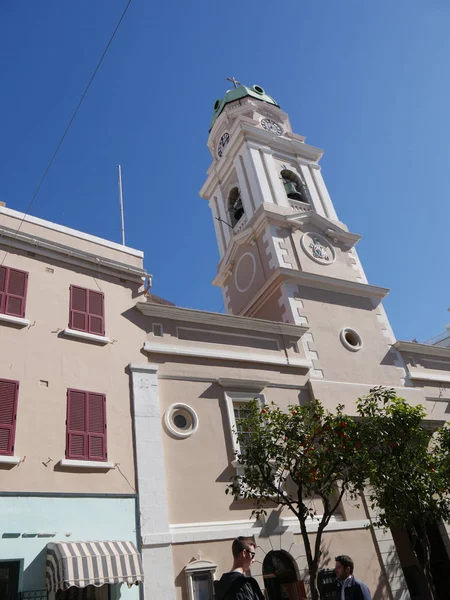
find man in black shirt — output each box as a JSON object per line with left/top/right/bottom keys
{"left": 214, "top": 537, "right": 265, "bottom": 600}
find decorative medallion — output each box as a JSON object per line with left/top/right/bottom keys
{"left": 300, "top": 232, "right": 335, "bottom": 265}
{"left": 234, "top": 252, "right": 256, "bottom": 293}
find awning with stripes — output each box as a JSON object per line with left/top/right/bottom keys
{"left": 46, "top": 541, "right": 144, "bottom": 592}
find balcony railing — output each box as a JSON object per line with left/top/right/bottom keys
{"left": 19, "top": 591, "right": 48, "bottom": 600}
{"left": 288, "top": 198, "right": 310, "bottom": 212}
{"left": 233, "top": 213, "right": 248, "bottom": 235}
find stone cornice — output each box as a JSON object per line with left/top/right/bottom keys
{"left": 212, "top": 206, "right": 361, "bottom": 286}
{"left": 0, "top": 224, "right": 148, "bottom": 281}
{"left": 395, "top": 340, "right": 450, "bottom": 359}
{"left": 135, "top": 300, "right": 308, "bottom": 338}
{"left": 241, "top": 268, "right": 389, "bottom": 318}
{"left": 0, "top": 205, "right": 143, "bottom": 257}
{"left": 200, "top": 122, "right": 323, "bottom": 199}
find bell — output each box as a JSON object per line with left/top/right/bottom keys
{"left": 283, "top": 181, "right": 304, "bottom": 202}
{"left": 233, "top": 202, "right": 244, "bottom": 223}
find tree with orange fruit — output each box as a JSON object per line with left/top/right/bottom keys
{"left": 357, "top": 387, "right": 450, "bottom": 600}
{"left": 226, "top": 399, "right": 367, "bottom": 600}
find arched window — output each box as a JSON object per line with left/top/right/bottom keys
{"left": 228, "top": 187, "right": 245, "bottom": 227}
{"left": 281, "top": 169, "right": 308, "bottom": 204}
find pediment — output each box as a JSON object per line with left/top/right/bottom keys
{"left": 214, "top": 207, "right": 361, "bottom": 285}
{"left": 285, "top": 211, "right": 361, "bottom": 249}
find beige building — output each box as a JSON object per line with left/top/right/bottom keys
{"left": 0, "top": 205, "right": 147, "bottom": 600}
{"left": 130, "top": 83, "right": 450, "bottom": 600}
{"left": 3, "top": 82, "right": 450, "bottom": 600}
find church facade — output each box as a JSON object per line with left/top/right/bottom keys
{"left": 132, "top": 83, "right": 450, "bottom": 600}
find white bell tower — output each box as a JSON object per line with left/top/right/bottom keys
{"left": 200, "top": 80, "right": 407, "bottom": 392}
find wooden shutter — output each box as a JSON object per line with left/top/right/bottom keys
{"left": 69, "top": 286, "right": 88, "bottom": 332}
{"left": 0, "top": 267, "right": 28, "bottom": 318}
{"left": 66, "top": 389, "right": 88, "bottom": 459}
{"left": 69, "top": 286, "right": 105, "bottom": 336}
{"left": 0, "top": 267, "right": 6, "bottom": 314}
{"left": 87, "top": 392, "right": 107, "bottom": 460}
{"left": 0, "top": 379, "right": 19, "bottom": 456}
{"left": 87, "top": 291, "right": 105, "bottom": 336}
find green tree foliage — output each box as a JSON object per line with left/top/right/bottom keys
{"left": 227, "top": 399, "right": 367, "bottom": 600}
{"left": 357, "top": 387, "right": 450, "bottom": 600}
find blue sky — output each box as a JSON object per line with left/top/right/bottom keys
{"left": 1, "top": 0, "right": 450, "bottom": 342}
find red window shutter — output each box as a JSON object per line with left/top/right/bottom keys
{"left": 87, "top": 393, "right": 107, "bottom": 460}
{"left": 66, "top": 390, "right": 88, "bottom": 459}
{"left": 87, "top": 291, "right": 105, "bottom": 336}
{"left": 69, "top": 286, "right": 88, "bottom": 332}
{"left": 0, "top": 379, "right": 19, "bottom": 456}
{"left": 0, "top": 268, "right": 28, "bottom": 318}
{"left": 0, "top": 267, "right": 6, "bottom": 314}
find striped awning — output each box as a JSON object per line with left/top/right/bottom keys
{"left": 46, "top": 540, "right": 144, "bottom": 592}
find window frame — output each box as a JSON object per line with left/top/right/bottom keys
{"left": 184, "top": 558, "right": 217, "bottom": 600}
{"left": 69, "top": 285, "right": 105, "bottom": 336}
{"left": 0, "top": 266, "right": 29, "bottom": 318}
{"left": 224, "top": 392, "right": 265, "bottom": 460}
{"left": 66, "top": 388, "right": 107, "bottom": 462}
{"left": 0, "top": 378, "right": 19, "bottom": 457}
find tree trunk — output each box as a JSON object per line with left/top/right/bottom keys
{"left": 297, "top": 489, "right": 319, "bottom": 600}
{"left": 409, "top": 524, "right": 437, "bottom": 600}
{"left": 309, "top": 563, "right": 319, "bottom": 600}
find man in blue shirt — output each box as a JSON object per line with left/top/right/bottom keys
{"left": 335, "top": 555, "right": 372, "bottom": 600}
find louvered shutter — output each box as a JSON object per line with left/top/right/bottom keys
{"left": 66, "top": 390, "right": 88, "bottom": 459}
{"left": 69, "top": 286, "right": 88, "bottom": 332}
{"left": 0, "top": 267, "right": 6, "bottom": 314}
{"left": 1, "top": 268, "right": 28, "bottom": 317}
{"left": 87, "top": 393, "right": 107, "bottom": 460}
{"left": 88, "top": 291, "right": 105, "bottom": 336}
{"left": 0, "top": 379, "right": 19, "bottom": 455}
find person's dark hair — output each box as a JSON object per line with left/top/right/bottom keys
{"left": 232, "top": 536, "right": 255, "bottom": 558}
{"left": 335, "top": 555, "right": 354, "bottom": 574}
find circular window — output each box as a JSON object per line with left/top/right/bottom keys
{"left": 214, "top": 99, "right": 220, "bottom": 111}
{"left": 252, "top": 85, "right": 265, "bottom": 95}
{"left": 164, "top": 403, "right": 199, "bottom": 438}
{"left": 340, "top": 328, "right": 363, "bottom": 352}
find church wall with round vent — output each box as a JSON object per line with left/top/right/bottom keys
{"left": 340, "top": 328, "right": 363, "bottom": 352}
{"left": 164, "top": 404, "right": 199, "bottom": 438}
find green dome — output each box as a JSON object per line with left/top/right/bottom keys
{"left": 210, "top": 84, "right": 279, "bottom": 131}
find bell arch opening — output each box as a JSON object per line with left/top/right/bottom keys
{"left": 280, "top": 169, "right": 308, "bottom": 204}
{"left": 228, "top": 187, "right": 245, "bottom": 227}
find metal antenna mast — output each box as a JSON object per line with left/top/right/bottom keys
{"left": 117, "top": 165, "right": 126, "bottom": 245}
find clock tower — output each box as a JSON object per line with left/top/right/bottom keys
{"left": 200, "top": 81, "right": 408, "bottom": 393}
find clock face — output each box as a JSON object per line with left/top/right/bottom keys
{"left": 261, "top": 118, "right": 283, "bottom": 136}
{"left": 217, "top": 132, "right": 230, "bottom": 158}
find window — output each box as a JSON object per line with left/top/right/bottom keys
{"left": 339, "top": 327, "right": 363, "bottom": 352}
{"left": 185, "top": 558, "right": 216, "bottom": 600}
{"left": 164, "top": 403, "right": 199, "bottom": 438}
{"left": 228, "top": 187, "right": 245, "bottom": 228}
{"left": 280, "top": 169, "right": 309, "bottom": 204}
{"left": 69, "top": 286, "right": 105, "bottom": 336}
{"left": 0, "top": 266, "right": 28, "bottom": 318}
{"left": 0, "top": 379, "right": 19, "bottom": 456}
{"left": 66, "top": 389, "right": 107, "bottom": 461}
{"left": 225, "top": 392, "right": 265, "bottom": 458}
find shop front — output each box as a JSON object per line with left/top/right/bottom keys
{"left": 0, "top": 494, "right": 142, "bottom": 600}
